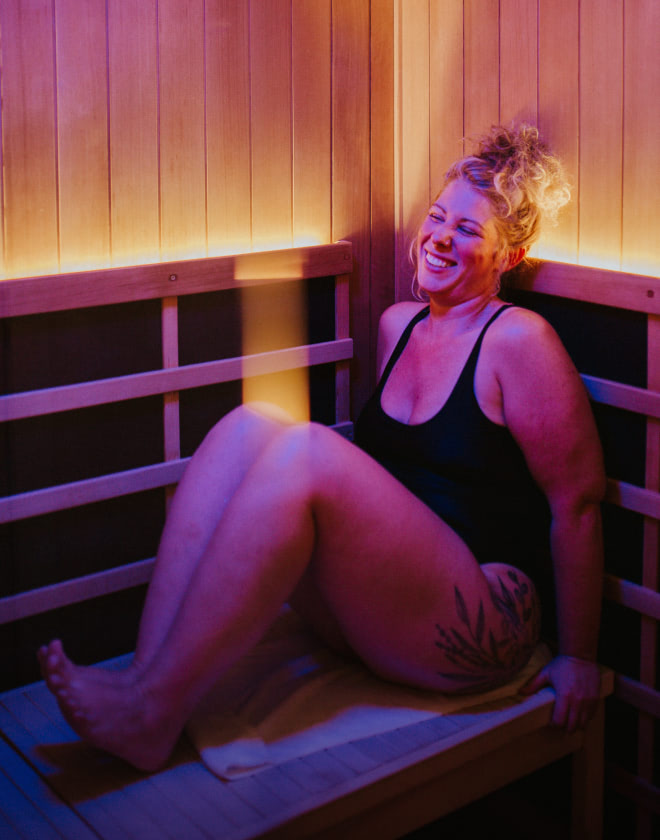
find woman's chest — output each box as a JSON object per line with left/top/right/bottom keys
{"left": 380, "top": 331, "right": 503, "bottom": 426}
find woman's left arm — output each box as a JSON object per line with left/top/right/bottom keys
{"left": 493, "top": 310, "right": 607, "bottom": 731}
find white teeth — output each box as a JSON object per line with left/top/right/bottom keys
{"left": 425, "top": 251, "right": 453, "bottom": 268}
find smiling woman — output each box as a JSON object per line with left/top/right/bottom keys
{"left": 39, "top": 124, "right": 605, "bottom": 771}
{"left": 416, "top": 179, "right": 508, "bottom": 304}
{"left": 411, "top": 124, "right": 571, "bottom": 302}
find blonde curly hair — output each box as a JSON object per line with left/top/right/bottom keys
{"left": 445, "top": 123, "right": 571, "bottom": 251}
{"left": 411, "top": 124, "right": 571, "bottom": 299}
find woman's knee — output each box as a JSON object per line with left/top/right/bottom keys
{"left": 262, "top": 421, "right": 350, "bottom": 489}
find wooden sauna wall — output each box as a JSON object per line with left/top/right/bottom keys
{"left": 0, "top": 0, "right": 395, "bottom": 412}
{"left": 392, "top": 0, "right": 660, "bottom": 298}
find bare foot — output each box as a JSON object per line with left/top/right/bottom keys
{"left": 38, "top": 645, "right": 142, "bottom": 689}
{"left": 38, "top": 640, "right": 180, "bottom": 772}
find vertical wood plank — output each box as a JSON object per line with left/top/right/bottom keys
{"left": 578, "top": 0, "right": 623, "bottom": 270}
{"left": 499, "top": 0, "right": 538, "bottom": 126}
{"left": 370, "top": 0, "right": 396, "bottom": 371}
{"left": 244, "top": 0, "right": 300, "bottom": 414}
{"left": 159, "top": 0, "right": 206, "bottom": 261}
{"left": 396, "top": 0, "right": 430, "bottom": 301}
{"left": 162, "top": 298, "right": 180, "bottom": 454}
{"left": 335, "top": 269, "right": 351, "bottom": 424}
{"left": 292, "top": 0, "right": 332, "bottom": 247}
{"left": 206, "top": 0, "right": 252, "bottom": 255}
{"left": 464, "top": 0, "right": 499, "bottom": 140}
{"left": 622, "top": 0, "right": 660, "bottom": 277}
{"left": 332, "top": 0, "right": 371, "bottom": 413}
{"left": 250, "top": 0, "right": 293, "bottom": 249}
{"left": 429, "top": 0, "right": 464, "bottom": 194}
{"left": 55, "top": 0, "right": 110, "bottom": 272}
{"left": 638, "top": 315, "right": 660, "bottom": 840}
{"left": 0, "top": 0, "right": 59, "bottom": 278}
{"left": 538, "top": 0, "right": 579, "bottom": 263}
{"left": 162, "top": 296, "right": 180, "bottom": 508}
{"left": 108, "top": 0, "right": 160, "bottom": 266}
{"left": 0, "top": 97, "right": 4, "bottom": 279}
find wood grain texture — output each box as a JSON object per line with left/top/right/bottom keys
{"left": 158, "top": 0, "right": 206, "bottom": 260}
{"left": 578, "top": 0, "right": 623, "bottom": 270}
{"left": 0, "top": 242, "right": 352, "bottom": 316}
{"left": 622, "top": 0, "right": 660, "bottom": 277}
{"left": 55, "top": 0, "right": 110, "bottom": 271}
{"left": 369, "top": 0, "right": 396, "bottom": 380}
{"left": 538, "top": 0, "right": 579, "bottom": 263}
{"left": 250, "top": 0, "right": 293, "bottom": 249}
{"left": 292, "top": 0, "right": 332, "bottom": 247}
{"left": 499, "top": 0, "right": 537, "bottom": 126}
{"left": 429, "top": 0, "right": 464, "bottom": 195}
{"left": 332, "top": 0, "right": 371, "bottom": 414}
{"left": 0, "top": 0, "right": 59, "bottom": 277}
{"left": 395, "top": 0, "right": 430, "bottom": 302}
{"left": 108, "top": 0, "right": 160, "bottom": 265}
{"left": 206, "top": 0, "right": 252, "bottom": 255}
{"left": 464, "top": 0, "right": 499, "bottom": 140}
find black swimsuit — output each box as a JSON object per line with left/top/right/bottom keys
{"left": 355, "top": 305, "right": 551, "bottom": 582}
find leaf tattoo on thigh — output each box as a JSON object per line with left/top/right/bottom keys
{"left": 434, "top": 570, "right": 540, "bottom": 688}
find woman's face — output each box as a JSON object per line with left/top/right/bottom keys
{"left": 416, "top": 178, "right": 505, "bottom": 304}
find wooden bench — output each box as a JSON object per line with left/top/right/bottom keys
{"left": 0, "top": 247, "right": 657, "bottom": 839}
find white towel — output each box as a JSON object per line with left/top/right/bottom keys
{"left": 186, "top": 608, "right": 550, "bottom": 779}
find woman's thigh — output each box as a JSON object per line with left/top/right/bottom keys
{"left": 288, "top": 424, "right": 540, "bottom": 693}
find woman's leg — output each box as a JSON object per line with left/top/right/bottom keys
{"left": 41, "top": 423, "right": 539, "bottom": 770}
{"left": 38, "top": 403, "right": 293, "bottom": 688}
{"left": 132, "top": 402, "right": 295, "bottom": 671}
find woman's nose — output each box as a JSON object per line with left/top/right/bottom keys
{"left": 432, "top": 225, "right": 451, "bottom": 247}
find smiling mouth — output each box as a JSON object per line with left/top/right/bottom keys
{"left": 424, "top": 250, "right": 456, "bottom": 269}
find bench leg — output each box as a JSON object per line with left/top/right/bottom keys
{"left": 571, "top": 700, "right": 606, "bottom": 840}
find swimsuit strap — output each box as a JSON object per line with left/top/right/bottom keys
{"left": 376, "top": 306, "right": 429, "bottom": 394}
{"left": 463, "top": 304, "right": 515, "bottom": 375}
{"left": 378, "top": 304, "right": 514, "bottom": 394}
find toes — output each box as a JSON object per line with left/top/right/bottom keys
{"left": 40, "top": 639, "right": 74, "bottom": 695}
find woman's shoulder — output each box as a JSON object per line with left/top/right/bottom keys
{"left": 376, "top": 302, "right": 427, "bottom": 375}
{"left": 490, "top": 304, "right": 561, "bottom": 354}
{"left": 487, "top": 304, "right": 579, "bottom": 388}
{"left": 378, "top": 301, "right": 427, "bottom": 339}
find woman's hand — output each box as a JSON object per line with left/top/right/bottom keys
{"left": 519, "top": 655, "right": 601, "bottom": 731}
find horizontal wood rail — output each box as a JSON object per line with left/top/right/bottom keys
{"left": 0, "top": 558, "right": 155, "bottom": 625}
{"left": 0, "top": 339, "right": 353, "bottom": 422}
{"left": 0, "top": 241, "right": 353, "bottom": 317}
{"left": 508, "top": 259, "right": 660, "bottom": 315}
{"left": 582, "top": 375, "right": 660, "bottom": 419}
{"left": 606, "top": 764, "right": 660, "bottom": 817}
{"left": 603, "top": 574, "right": 660, "bottom": 621}
{"left": 604, "top": 479, "right": 660, "bottom": 520}
{"left": 614, "top": 675, "right": 660, "bottom": 719}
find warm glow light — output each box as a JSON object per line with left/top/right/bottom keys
{"left": 293, "top": 234, "right": 323, "bottom": 248}
{"left": 239, "top": 250, "right": 310, "bottom": 422}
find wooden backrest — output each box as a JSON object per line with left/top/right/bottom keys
{"left": 0, "top": 243, "right": 352, "bottom": 634}
{"left": 507, "top": 259, "right": 660, "bottom": 835}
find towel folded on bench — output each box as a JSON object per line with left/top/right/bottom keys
{"left": 186, "top": 607, "right": 550, "bottom": 779}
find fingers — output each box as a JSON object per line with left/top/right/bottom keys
{"left": 521, "top": 658, "right": 598, "bottom": 732}
{"left": 519, "top": 666, "right": 550, "bottom": 695}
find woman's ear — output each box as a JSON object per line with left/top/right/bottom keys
{"left": 506, "top": 247, "right": 526, "bottom": 271}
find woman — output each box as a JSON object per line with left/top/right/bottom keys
{"left": 40, "top": 124, "right": 605, "bottom": 771}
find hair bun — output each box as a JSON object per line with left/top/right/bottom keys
{"left": 446, "top": 123, "right": 571, "bottom": 250}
